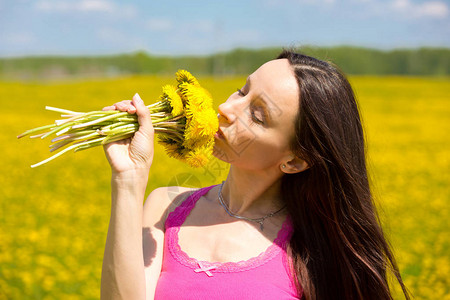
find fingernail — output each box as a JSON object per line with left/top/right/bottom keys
{"left": 133, "top": 93, "right": 142, "bottom": 103}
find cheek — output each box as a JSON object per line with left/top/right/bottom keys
{"left": 249, "top": 138, "right": 287, "bottom": 164}
{"left": 220, "top": 119, "right": 259, "bottom": 153}
{"left": 214, "top": 118, "right": 292, "bottom": 169}
{"left": 238, "top": 129, "right": 291, "bottom": 169}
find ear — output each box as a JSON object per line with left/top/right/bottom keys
{"left": 280, "top": 155, "right": 309, "bottom": 174}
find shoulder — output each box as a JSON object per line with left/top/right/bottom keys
{"left": 142, "top": 186, "right": 199, "bottom": 230}
{"left": 140, "top": 186, "right": 199, "bottom": 293}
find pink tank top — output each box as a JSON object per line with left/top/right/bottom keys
{"left": 154, "top": 185, "right": 301, "bottom": 299}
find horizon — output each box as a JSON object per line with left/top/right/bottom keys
{"left": 1, "top": 44, "right": 449, "bottom": 59}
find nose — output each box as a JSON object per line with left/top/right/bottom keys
{"left": 218, "top": 102, "right": 236, "bottom": 124}
{"left": 217, "top": 103, "right": 232, "bottom": 123}
{"left": 217, "top": 93, "right": 243, "bottom": 124}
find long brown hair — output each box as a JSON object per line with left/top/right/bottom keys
{"left": 278, "top": 50, "right": 410, "bottom": 300}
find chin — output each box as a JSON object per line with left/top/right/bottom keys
{"left": 212, "top": 146, "right": 233, "bottom": 164}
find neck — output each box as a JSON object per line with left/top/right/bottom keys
{"left": 221, "top": 165, "right": 285, "bottom": 217}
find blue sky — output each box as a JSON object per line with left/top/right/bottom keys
{"left": 0, "top": 0, "right": 449, "bottom": 57}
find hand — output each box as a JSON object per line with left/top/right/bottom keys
{"left": 102, "top": 93, "right": 154, "bottom": 174}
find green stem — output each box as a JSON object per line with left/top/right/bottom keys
{"left": 17, "top": 124, "right": 55, "bottom": 139}
{"left": 31, "top": 137, "right": 104, "bottom": 168}
{"left": 100, "top": 132, "right": 135, "bottom": 145}
{"left": 71, "top": 111, "right": 129, "bottom": 129}
{"left": 51, "top": 129, "right": 98, "bottom": 143}
{"left": 45, "top": 106, "right": 82, "bottom": 115}
{"left": 74, "top": 139, "right": 105, "bottom": 152}
{"left": 41, "top": 121, "right": 79, "bottom": 139}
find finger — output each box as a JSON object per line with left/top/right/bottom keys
{"left": 102, "top": 105, "right": 116, "bottom": 111}
{"left": 114, "top": 100, "right": 133, "bottom": 112}
{"left": 113, "top": 102, "right": 127, "bottom": 112}
{"left": 132, "top": 93, "right": 154, "bottom": 136}
{"left": 127, "top": 105, "right": 137, "bottom": 114}
{"left": 117, "top": 104, "right": 136, "bottom": 114}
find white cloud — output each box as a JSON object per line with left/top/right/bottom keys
{"left": 35, "top": 0, "right": 136, "bottom": 17}
{"left": 391, "top": 0, "right": 449, "bottom": 19}
{"left": 263, "top": 0, "right": 336, "bottom": 7}
{"left": 262, "top": 0, "right": 449, "bottom": 19}
{"left": 78, "top": 0, "right": 114, "bottom": 12}
{"left": 36, "top": 0, "right": 112, "bottom": 12}
{"left": 420, "top": 1, "right": 449, "bottom": 18}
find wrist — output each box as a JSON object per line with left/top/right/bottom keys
{"left": 111, "top": 169, "right": 149, "bottom": 194}
{"left": 112, "top": 168, "right": 149, "bottom": 180}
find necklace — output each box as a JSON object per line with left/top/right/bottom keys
{"left": 218, "top": 181, "right": 286, "bottom": 231}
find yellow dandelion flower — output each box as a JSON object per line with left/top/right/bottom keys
{"left": 184, "top": 108, "right": 218, "bottom": 140}
{"left": 159, "top": 141, "right": 185, "bottom": 160}
{"left": 180, "top": 84, "right": 214, "bottom": 115}
{"left": 185, "top": 142, "right": 214, "bottom": 168}
{"left": 157, "top": 135, "right": 186, "bottom": 159}
{"left": 175, "top": 69, "right": 200, "bottom": 86}
{"left": 183, "top": 135, "right": 211, "bottom": 150}
{"left": 160, "top": 84, "right": 184, "bottom": 116}
{"left": 167, "top": 144, "right": 186, "bottom": 160}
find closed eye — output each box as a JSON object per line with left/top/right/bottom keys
{"left": 237, "top": 86, "right": 266, "bottom": 125}
{"left": 251, "top": 108, "right": 264, "bottom": 124}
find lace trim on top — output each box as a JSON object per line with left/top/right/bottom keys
{"left": 165, "top": 185, "right": 293, "bottom": 273}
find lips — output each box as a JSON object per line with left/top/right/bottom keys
{"left": 215, "top": 127, "right": 226, "bottom": 140}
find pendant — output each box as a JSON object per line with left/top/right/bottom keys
{"left": 258, "top": 221, "right": 264, "bottom": 231}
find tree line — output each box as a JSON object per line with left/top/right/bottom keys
{"left": 1, "top": 46, "right": 448, "bottom": 80}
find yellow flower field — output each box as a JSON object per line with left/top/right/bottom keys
{"left": 0, "top": 75, "right": 448, "bottom": 299}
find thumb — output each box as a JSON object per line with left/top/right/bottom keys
{"left": 132, "top": 93, "right": 154, "bottom": 137}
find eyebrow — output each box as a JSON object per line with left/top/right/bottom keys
{"left": 247, "top": 76, "right": 273, "bottom": 123}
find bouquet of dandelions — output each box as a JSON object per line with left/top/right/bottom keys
{"left": 17, "top": 70, "right": 219, "bottom": 168}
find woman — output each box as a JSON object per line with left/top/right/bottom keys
{"left": 100, "top": 50, "right": 410, "bottom": 299}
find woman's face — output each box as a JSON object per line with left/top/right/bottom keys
{"left": 214, "top": 58, "right": 300, "bottom": 171}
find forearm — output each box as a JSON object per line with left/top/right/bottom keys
{"left": 101, "top": 171, "right": 149, "bottom": 300}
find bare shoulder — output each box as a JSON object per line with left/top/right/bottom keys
{"left": 142, "top": 186, "right": 199, "bottom": 230}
